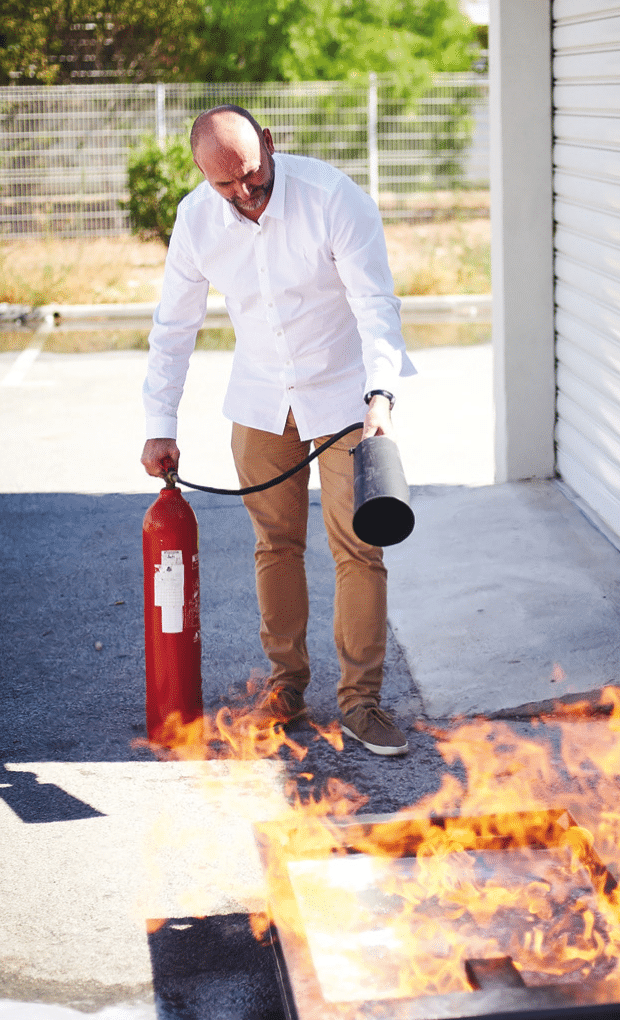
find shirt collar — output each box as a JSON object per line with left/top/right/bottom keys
{"left": 260, "top": 153, "right": 285, "bottom": 221}
{"left": 221, "top": 152, "right": 285, "bottom": 228}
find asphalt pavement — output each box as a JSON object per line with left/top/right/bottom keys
{"left": 1, "top": 340, "right": 619, "bottom": 1019}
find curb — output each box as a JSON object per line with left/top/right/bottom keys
{"left": 2, "top": 293, "right": 492, "bottom": 332}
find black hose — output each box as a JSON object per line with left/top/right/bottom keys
{"left": 168, "top": 421, "right": 364, "bottom": 496}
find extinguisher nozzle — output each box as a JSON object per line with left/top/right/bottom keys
{"left": 352, "top": 436, "right": 415, "bottom": 547}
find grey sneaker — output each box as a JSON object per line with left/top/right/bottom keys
{"left": 341, "top": 705, "right": 408, "bottom": 756}
{"left": 252, "top": 683, "right": 308, "bottom": 728}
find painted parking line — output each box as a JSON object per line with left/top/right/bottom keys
{"left": 1, "top": 339, "right": 53, "bottom": 387}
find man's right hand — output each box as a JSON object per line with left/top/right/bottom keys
{"left": 141, "top": 438, "right": 180, "bottom": 478}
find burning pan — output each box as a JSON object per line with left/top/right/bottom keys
{"left": 254, "top": 810, "right": 620, "bottom": 1020}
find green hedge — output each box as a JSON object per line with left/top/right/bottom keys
{"left": 122, "top": 133, "right": 202, "bottom": 246}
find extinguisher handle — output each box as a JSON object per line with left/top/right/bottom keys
{"left": 161, "top": 456, "right": 178, "bottom": 488}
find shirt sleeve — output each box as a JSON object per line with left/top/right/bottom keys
{"left": 142, "top": 212, "right": 210, "bottom": 440}
{"left": 327, "top": 177, "right": 416, "bottom": 396}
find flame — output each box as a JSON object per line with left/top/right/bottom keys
{"left": 309, "top": 718, "right": 344, "bottom": 752}
{"left": 253, "top": 686, "right": 620, "bottom": 1004}
{"left": 135, "top": 678, "right": 350, "bottom": 763}
{"left": 256, "top": 806, "right": 620, "bottom": 1001}
{"left": 139, "top": 681, "right": 620, "bottom": 1005}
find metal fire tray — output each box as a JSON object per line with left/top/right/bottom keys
{"left": 254, "top": 809, "right": 620, "bottom": 1020}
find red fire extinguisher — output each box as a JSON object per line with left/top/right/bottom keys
{"left": 142, "top": 481, "right": 203, "bottom": 742}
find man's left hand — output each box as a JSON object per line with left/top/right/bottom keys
{"left": 362, "top": 394, "right": 394, "bottom": 440}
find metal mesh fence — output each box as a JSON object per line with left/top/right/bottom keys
{"left": 0, "top": 74, "right": 488, "bottom": 239}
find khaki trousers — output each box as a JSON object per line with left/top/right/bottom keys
{"left": 231, "top": 409, "right": 387, "bottom": 714}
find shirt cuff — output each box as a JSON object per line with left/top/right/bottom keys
{"left": 146, "top": 416, "right": 178, "bottom": 440}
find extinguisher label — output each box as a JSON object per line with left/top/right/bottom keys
{"left": 154, "top": 550, "right": 184, "bottom": 633}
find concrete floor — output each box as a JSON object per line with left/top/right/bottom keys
{"left": 1, "top": 340, "right": 619, "bottom": 1018}
{"left": 0, "top": 343, "right": 494, "bottom": 493}
{"left": 3, "top": 339, "right": 613, "bottom": 718}
{"left": 385, "top": 479, "right": 620, "bottom": 717}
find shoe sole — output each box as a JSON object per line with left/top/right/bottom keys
{"left": 341, "top": 723, "right": 408, "bottom": 756}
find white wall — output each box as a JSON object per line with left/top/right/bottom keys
{"left": 490, "top": 0, "right": 556, "bottom": 482}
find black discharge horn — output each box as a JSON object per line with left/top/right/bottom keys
{"left": 352, "top": 435, "right": 415, "bottom": 547}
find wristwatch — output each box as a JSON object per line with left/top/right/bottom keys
{"left": 364, "top": 389, "right": 395, "bottom": 410}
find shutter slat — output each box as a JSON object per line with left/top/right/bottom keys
{"left": 557, "top": 395, "right": 620, "bottom": 479}
{"left": 555, "top": 225, "right": 620, "bottom": 274}
{"left": 554, "top": 14, "right": 620, "bottom": 47}
{"left": 554, "top": 82, "right": 620, "bottom": 111}
{"left": 555, "top": 51, "right": 620, "bottom": 78}
{"left": 556, "top": 446, "right": 620, "bottom": 537}
{"left": 556, "top": 305, "right": 620, "bottom": 368}
{"left": 557, "top": 329, "right": 620, "bottom": 384}
{"left": 557, "top": 337, "right": 620, "bottom": 410}
{"left": 557, "top": 363, "right": 620, "bottom": 449}
{"left": 555, "top": 254, "right": 620, "bottom": 308}
{"left": 555, "top": 200, "right": 620, "bottom": 245}
{"left": 554, "top": 171, "right": 620, "bottom": 211}
{"left": 554, "top": 113, "right": 620, "bottom": 147}
{"left": 554, "top": 0, "right": 620, "bottom": 19}
{"left": 556, "top": 421, "right": 620, "bottom": 503}
{"left": 554, "top": 141, "right": 620, "bottom": 179}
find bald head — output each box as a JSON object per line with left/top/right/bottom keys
{"left": 190, "top": 105, "right": 263, "bottom": 154}
{"left": 190, "top": 106, "right": 275, "bottom": 221}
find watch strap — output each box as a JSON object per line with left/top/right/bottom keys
{"left": 364, "top": 389, "right": 395, "bottom": 410}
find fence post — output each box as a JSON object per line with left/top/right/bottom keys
{"left": 368, "top": 72, "right": 379, "bottom": 206}
{"left": 156, "top": 83, "right": 167, "bottom": 146}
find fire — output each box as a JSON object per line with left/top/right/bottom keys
{"left": 256, "top": 807, "right": 620, "bottom": 1003}
{"left": 255, "top": 686, "right": 620, "bottom": 1006}
{"left": 135, "top": 676, "right": 345, "bottom": 762}
{"left": 140, "top": 681, "right": 620, "bottom": 1007}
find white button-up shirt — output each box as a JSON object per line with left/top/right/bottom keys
{"left": 143, "top": 152, "right": 415, "bottom": 441}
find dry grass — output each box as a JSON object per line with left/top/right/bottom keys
{"left": 381, "top": 188, "right": 490, "bottom": 216}
{"left": 0, "top": 236, "right": 167, "bottom": 306}
{"left": 388, "top": 218, "right": 491, "bottom": 296}
{"left": 0, "top": 219, "right": 490, "bottom": 306}
{"left": 0, "top": 218, "right": 491, "bottom": 352}
{"left": 0, "top": 320, "right": 490, "bottom": 354}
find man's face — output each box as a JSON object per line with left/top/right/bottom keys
{"left": 194, "top": 123, "right": 275, "bottom": 221}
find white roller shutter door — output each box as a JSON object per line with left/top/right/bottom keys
{"left": 553, "top": 0, "right": 620, "bottom": 538}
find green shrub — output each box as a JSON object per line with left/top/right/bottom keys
{"left": 122, "top": 134, "right": 203, "bottom": 246}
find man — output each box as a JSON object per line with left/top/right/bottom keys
{"left": 141, "top": 105, "right": 415, "bottom": 755}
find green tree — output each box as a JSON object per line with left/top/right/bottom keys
{"left": 279, "top": 0, "right": 476, "bottom": 92}
{"left": 1, "top": 0, "right": 477, "bottom": 86}
{"left": 0, "top": 0, "right": 206, "bottom": 84}
{"left": 189, "top": 0, "right": 477, "bottom": 88}
{"left": 188, "top": 0, "right": 307, "bottom": 82}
